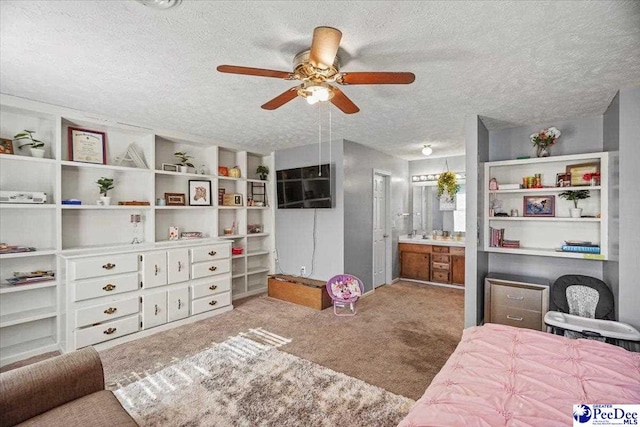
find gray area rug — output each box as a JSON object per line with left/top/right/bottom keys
{"left": 114, "top": 329, "right": 414, "bottom": 426}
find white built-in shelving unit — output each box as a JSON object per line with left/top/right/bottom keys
{"left": 483, "top": 152, "right": 608, "bottom": 260}
{"left": 0, "top": 94, "right": 275, "bottom": 366}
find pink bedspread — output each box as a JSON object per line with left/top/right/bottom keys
{"left": 399, "top": 323, "right": 640, "bottom": 427}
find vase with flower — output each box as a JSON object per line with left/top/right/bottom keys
{"left": 583, "top": 172, "right": 601, "bottom": 186}
{"left": 530, "top": 126, "right": 561, "bottom": 157}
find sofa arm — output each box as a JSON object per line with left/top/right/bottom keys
{"left": 0, "top": 347, "right": 105, "bottom": 427}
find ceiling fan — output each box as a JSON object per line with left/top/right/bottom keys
{"left": 217, "top": 26, "right": 416, "bottom": 114}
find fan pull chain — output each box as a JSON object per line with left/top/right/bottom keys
{"left": 318, "top": 102, "right": 322, "bottom": 176}
{"left": 329, "top": 107, "right": 332, "bottom": 166}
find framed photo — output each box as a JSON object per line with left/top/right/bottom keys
{"left": 68, "top": 127, "right": 106, "bottom": 164}
{"left": 556, "top": 173, "right": 571, "bottom": 187}
{"left": 566, "top": 162, "right": 599, "bottom": 187}
{"left": 162, "top": 163, "right": 179, "bottom": 172}
{"left": 523, "top": 195, "right": 555, "bottom": 217}
{"left": 0, "top": 138, "right": 14, "bottom": 155}
{"left": 189, "top": 180, "right": 212, "bottom": 206}
{"left": 165, "top": 193, "right": 186, "bottom": 206}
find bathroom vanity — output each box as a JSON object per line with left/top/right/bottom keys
{"left": 398, "top": 237, "right": 465, "bottom": 286}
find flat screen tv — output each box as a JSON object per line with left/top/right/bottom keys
{"left": 277, "top": 163, "right": 334, "bottom": 209}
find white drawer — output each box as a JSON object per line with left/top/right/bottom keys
{"left": 74, "top": 273, "right": 139, "bottom": 302}
{"left": 70, "top": 254, "right": 138, "bottom": 281}
{"left": 191, "top": 259, "right": 230, "bottom": 279}
{"left": 191, "top": 276, "right": 231, "bottom": 299}
{"left": 191, "top": 244, "right": 230, "bottom": 263}
{"left": 76, "top": 296, "right": 140, "bottom": 328}
{"left": 75, "top": 315, "right": 139, "bottom": 349}
{"left": 191, "top": 291, "right": 231, "bottom": 315}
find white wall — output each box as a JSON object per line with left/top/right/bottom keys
{"left": 274, "top": 140, "right": 344, "bottom": 281}
{"left": 409, "top": 155, "right": 466, "bottom": 176}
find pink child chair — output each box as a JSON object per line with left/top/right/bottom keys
{"left": 326, "top": 274, "right": 364, "bottom": 316}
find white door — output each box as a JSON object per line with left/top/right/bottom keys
{"left": 167, "top": 249, "right": 190, "bottom": 284}
{"left": 373, "top": 173, "right": 389, "bottom": 288}
{"left": 140, "top": 251, "right": 167, "bottom": 289}
{"left": 167, "top": 286, "right": 190, "bottom": 322}
{"left": 142, "top": 290, "right": 167, "bottom": 329}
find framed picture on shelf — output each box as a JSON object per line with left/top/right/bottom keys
{"left": 0, "top": 138, "right": 14, "bottom": 155}
{"left": 68, "top": 127, "right": 106, "bottom": 164}
{"left": 188, "top": 180, "right": 212, "bottom": 206}
{"left": 523, "top": 195, "right": 555, "bottom": 217}
{"left": 556, "top": 173, "right": 571, "bottom": 187}
{"left": 162, "top": 163, "right": 179, "bottom": 172}
{"left": 566, "top": 162, "right": 599, "bottom": 187}
{"left": 164, "top": 193, "right": 186, "bottom": 206}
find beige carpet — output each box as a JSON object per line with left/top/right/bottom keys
{"left": 101, "top": 281, "right": 464, "bottom": 401}
{"left": 114, "top": 332, "right": 414, "bottom": 426}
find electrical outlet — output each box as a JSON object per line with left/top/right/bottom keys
{"left": 300, "top": 266, "right": 306, "bottom": 276}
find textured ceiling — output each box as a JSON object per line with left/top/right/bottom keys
{"left": 1, "top": 1, "right": 639, "bottom": 160}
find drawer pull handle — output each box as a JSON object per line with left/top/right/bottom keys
{"left": 209, "top": 266, "right": 217, "bottom": 272}
{"left": 178, "top": 261, "right": 183, "bottom": 272}
{"left": 104, "top": 327, "right": 117, "bottom": 335}
{"left": 104, "top": 307, "right": 117, "bottom": 315}
{"left": 103, "top": 284, "right": 116, "bottom": 291}
{"left": 507, "top": 295, "right": 524, "bottom": 300}
{"left": 178, "top": 299, "right": 182, "bottom": 310}
{"left": 155, "top": 304, "right": 159, "bottom": 315}
{"left": 208, "top": 251, "right": 217, "bottom": 256}
{"left": 209, "top": 285, "right": 218, "bottom": 291}
{"left": 155, "top": 264, "right": 159, "bottom": 275}
{"left": 209, "top": 300, "right": 218, "bottom": 306}
{"left": 102, "top": 263, "right": 116, "bottom": 270}
{"left": 506, "top": 315, "right": 523, "bottom": 321}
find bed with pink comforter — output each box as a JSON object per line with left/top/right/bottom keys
{"left": 399, "top": 323, "right": 640, "bottom": 426}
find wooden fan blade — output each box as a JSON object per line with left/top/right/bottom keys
{"left": 309, "top": 26, "right": 342, "bottom": 70}
{"left": 261, "top": 87, "right": 300, "bottom": 110}
{"left": 330, "top": 86, "right": 360, "bottom": 114}
{"left": 217, "top": 65, "right": 293, "bottom": 79}
{"left": 339, "top": 72, "right": 416, "bottom": 85}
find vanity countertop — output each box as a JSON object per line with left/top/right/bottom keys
{"left": 398, "top": 236, "right": 466, "bottom": 247}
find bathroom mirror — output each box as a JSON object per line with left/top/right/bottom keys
{"left": 412, "top": 183, "right": 466, "bottom": 235}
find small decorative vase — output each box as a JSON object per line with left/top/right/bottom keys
{"left": 179, "top": 165, "right": 189, "bottom": 173}
{"left": 536, "top": 146, "right": 551, "bottom": 157}
{"left": 99, "top": 196, "right": 111, "bottom": 206}
{"left": 30, "top": 148, "right": 45, "bottom": 158}
{"left": 259, "top": 174, "right": 267, "bottom": 181}
{"left": 570, "top": 208, "right": 582, "bottom": 218}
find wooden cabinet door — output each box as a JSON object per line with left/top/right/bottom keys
{"left": 167, "top": 249, "right": 190, "bottom": 284}
{"left": 451, "top": 255, "right": 465, "bottom": 285}
{"left": 140, "top": 251, "right": 167, "bottom": 289}
{"left": 401, "top": 252, "right": 430, "bottom": 281}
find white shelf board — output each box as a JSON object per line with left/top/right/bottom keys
{"left": 0, "top": 204, "right": 56, "bottom": 209}
{"left": 0, "top": 154, "right": 57, "bottom": 164}
{"left": 0, "top": 281, "right": 57, "bottom": 294}
{"left": 246, "top": 233, "right": 269, "bottom": 238}
{"left": 61, "top": 160, "right": 152, "bottom": 174}
{"left": 247, "top": 250, "right": 269, "bottom": 257}
{"left": 219, "top": 234, "right": 245, "bottom": 239}
{"left": 0, "top": 249, "right": 57, "bottom": 260}
{"left": 218, "top": 206, "right": 244, "bottom": 210}
{"left": 246, "top": 178, "right": 270, "bottom": 183}
{"left": 0, "top": 306, "right": 57, "bottom": 328}
{"left": 62, "top": 205, "right": 152, "bottom": 210}
{"left": 247, "top": 267, "right": 270, "bottom": 275}
{"left": 154, "top": 205, "right": 213, "bottom": 210}
{"left": 489, "top": 186, "right": 601, "bottom": 194}
{"left": 485, "top": 152, "right": 605, "bottom": 167}
{"left": 0, "top": 336, "right": 58, "bottom": 366}
{"left": 488, "top": 217, "right": 601, "bottom": 222}
{"left": 218, "top": 176, "right": 246, "bottom": 182}
{"left": 232, "top": 254, "right": 245, "bottom": 259}
{"left": 232, "top": 273, "right": 246, "bottom": 279}
{"left": 246, "top": 206, "right": 268, "bottom": 210}
{"left": 155, "top": 170, "right": 216, "bottom": 179}
{"left": 485, "top": 246, "right": 604, "bottom": 260}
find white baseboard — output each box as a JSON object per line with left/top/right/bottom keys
{"left": 400, "top": 278, "right": 465, "bottom": 290}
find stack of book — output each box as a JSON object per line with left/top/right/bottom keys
{"left": 560, "top": 241, "right": 601, "bottom": 254}
{"left": 489, "top": 227, "right": 505, "bottom": 247}
{"left": 5, "top": 270, "right": 55, "bottom": 286}
{"left": 0, "top": 245, "right": 36, "bottom": 254}
{"left": 501, "top": 239, "right": 521, "bottom": 249}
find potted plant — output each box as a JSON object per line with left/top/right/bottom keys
{"left": 96, "top": 177, "right": 114, "bottom": 206}
{"left": 530, "top": 126, "right": 561, "bottom": 157}
{"left": 14, "top": 130, "right": 45, "bottom": 158}
{"left": 437, "top": 171, "right": 460, "bottom": 198}
{"left": 559, "top": 189, "right": 590, "bottom": 218}
{"left": 174, "top": 151, "right": 194, "bottom": 173}
{"left": 256, "top": 165, "right": 269, "bottom": 180}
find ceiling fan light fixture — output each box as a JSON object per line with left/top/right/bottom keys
{"left": 135, "top": 0, "right": 182, "bottom": 10}
{"left": 298, "top": 82, "right": 334, "bottom": 105}
{"left": 422, "top": 145, "right": 433, "bottom": 156}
